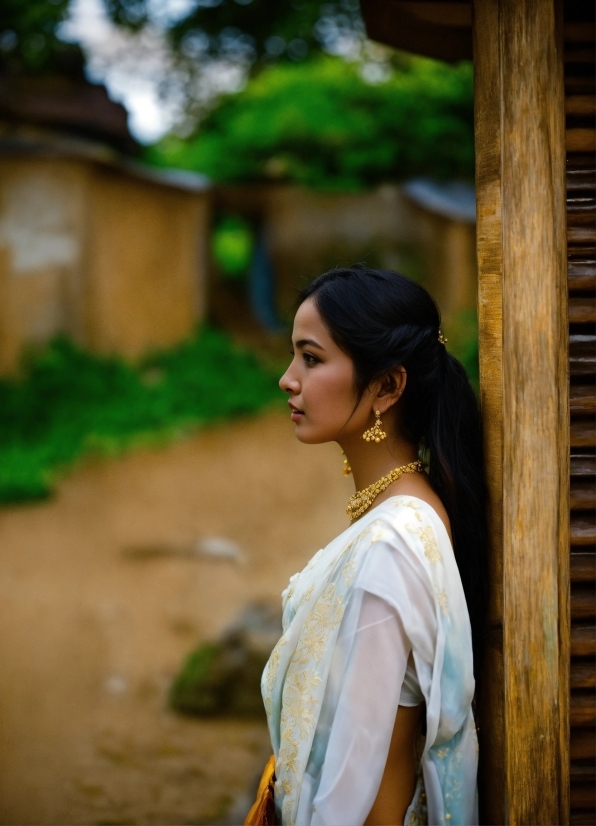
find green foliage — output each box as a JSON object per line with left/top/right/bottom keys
{"left": 0, "top": 0, "right": 84, "bottom": 75}
{"left": 103, "top": 0, "right": 363, "bottom": 67}
{"left": 147, "top": 56, "right": 474, "bottom": 190}
{"left": 170, "top": 640, "right": 269, "bottom": 717}
{"left": 0, "top": 0, "right": 361, "bottom": 79}
{"left": 169, "top": 643, "right": 223, "bottom": 715}
{"left": 212, "top": 215, "right": 255, "bottom": 281}
{"left": 0, "top": 329, "right": 282, "bottom": 505}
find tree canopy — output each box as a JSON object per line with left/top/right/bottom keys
{"left": 146, "top": 55, "right": 474, "bottom": 190}
{"left": 1, "top": 0, "right": 364, "bottom": 77}
{"left": 0, "top": 0, "right": 84, "bottom": 75}
{"left": 103, "top": 0, "right": 364, "bottom": 66}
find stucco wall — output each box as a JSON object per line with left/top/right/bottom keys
{"left": 264, "top": 185, "right": 476, "bottom": 323}
{"left": 86, "top": 167, "right": 208, "bottom": 359}
{"left": 0, "top": 157, "right": 209, "bottom": 373}
{"left": 0, "top": 159, "right": 88, "bottom": 372}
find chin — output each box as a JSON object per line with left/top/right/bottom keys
{"left": 293, "top": 423, "right": 335, "bottom": 445}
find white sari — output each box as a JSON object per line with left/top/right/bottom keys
{"left": 261, "top": 496, "right": 478, "bottom": 826}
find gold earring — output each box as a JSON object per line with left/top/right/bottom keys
{"left": 341, "top": 451, "right": 352, "bottom": 476}
{"left": 362, "top": 410, "right": 387, "bottom": 444}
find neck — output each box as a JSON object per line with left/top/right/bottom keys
{"left": 340, "top": 434, "right": 419, "bottom": 492}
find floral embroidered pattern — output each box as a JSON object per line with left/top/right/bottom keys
{"left": 262, "top": 633, "right": 287, "bottom": 715}
{"left": 275, "top": 576, "right": 350, "bottom": 825}
{"left": 342, "top": 559, "right": 356, "bottom": 587}
{"left": 299, "top": 583, "right": 315, "bottom": 606}
{"left": 262, "top": 504, "right": 474, "bottom": 826}
{"left": 292, "top": 584, "right": 344, "bottom": 666}
{"left": 415, "top": 524, "right": 442, "bottom": 564}
{"left": 437, "top": 589, "right": 448, "bottom": 615}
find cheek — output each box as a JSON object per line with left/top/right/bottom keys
{"left": 305, "top": 365, "right": 356, "bottom": 420}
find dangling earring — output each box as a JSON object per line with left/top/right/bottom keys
{"left": 362, "top": 410, "right": 387, "bottom": 444}
{"left": 341, "top": 451, "right": 352, "bottom": 476}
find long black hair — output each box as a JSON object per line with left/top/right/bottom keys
{"left": 299, "top": 265, "right": 488, "bottom": 673}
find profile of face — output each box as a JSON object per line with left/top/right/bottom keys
{"left": 279, "top": 298, "right": 374, "bottom": 445}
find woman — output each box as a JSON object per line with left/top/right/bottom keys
{"left": 248, "top": 266, "right": 487, "bottom": 826}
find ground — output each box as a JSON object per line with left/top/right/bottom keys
{"left": 0, "top": 409, "right": 352, "bottom": 826}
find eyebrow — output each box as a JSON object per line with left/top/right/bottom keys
{"left": 295, "top": 338, "right": 325, "bottom": 351}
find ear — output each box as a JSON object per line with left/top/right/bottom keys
{"left": 374, "top": 366, "right": 407, "bottom": 414}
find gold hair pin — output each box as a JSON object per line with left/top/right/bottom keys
{"left": 438, "top": 330, "right": 448, "bottom": 345}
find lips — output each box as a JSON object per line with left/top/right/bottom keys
{"left": 288, "top": 401, "right": 304, "bottom": 420}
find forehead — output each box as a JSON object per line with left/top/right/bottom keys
{"left": 292, "top": 298, "right": 330, "bottom": 339}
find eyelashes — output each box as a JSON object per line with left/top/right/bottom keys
{"left": 288, "top": 350, "right": 320, "bottom": 367}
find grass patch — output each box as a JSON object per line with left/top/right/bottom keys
{"left": 0, "top": 327, "right": 283, "bottom": 504}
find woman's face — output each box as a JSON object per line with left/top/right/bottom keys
{"left": 279, "top": 298, "right": 369, "bottom": 444}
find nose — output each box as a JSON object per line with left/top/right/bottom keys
{"left": 279, "top": 364, "right": 300, "bottom": 395}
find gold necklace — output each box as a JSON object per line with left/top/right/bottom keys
{"left": 346, "top": 460, "right": 423, "bottom": 522}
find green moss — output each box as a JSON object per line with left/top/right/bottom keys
{"left": 0, "top": 327, "right": 283, "bottom": 504}
{"left": 169, "top": 640, "right": 269, "bottom": 718}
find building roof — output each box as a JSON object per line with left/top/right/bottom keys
{"left": 0, "top": 75, "right": 137, "bottom": 153}
{"left": 0, "top": 125, "right": 210, "bottom": 193}
{"left": 403, "top": 178, "right": 476, "bottom": 222}
{"left": 360, "top": 0, "right": 472, "bottom": 62}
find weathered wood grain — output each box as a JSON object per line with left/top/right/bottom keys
{"left": 472, "top": 0, "right": 504, "bottom": 820}
{"left": 570, "top": 419, "right": 596, "bottom": 447}
{"left": 570, "top": 585, "right": 596, "bottom": 618}
{"left": 570, "top": 386, "right": 596, "bottom": 415}
{"left": 570, "top": 783, "right": 596, "bottom": 811}
{"left": 568, "top": 225, "right": 596, "bottom": 244}
{"left": 569, "top": 483, "right": 595, "bottom": 509}
{"left": 570, "top": 660, "right": 596, "bottom": 689}
{"left": 473, "top": 0, "right": 569, "bottom": 821}
{"left": 571, "top": 516, "right": 596, "bottom": 546}
{"left": 570, "top": 335, "right": 596, "bottom": 374}
{"left": 570, "top": 453, "right": 596, "bottom": 476}
{"left": 567, "top": 169, "right": 596, "bottom": 191}
{"left": 501, "top": 0, "right": 569, "bottom": 820}
{"left": 566, "top": 95, "right": 596, "bottom": 115}
{"left": 566, "top": 129, "right": 596, "bottom": 152}
{"left": 570, "top": 553, "right": 596, "bottom": 580}
{"left": 568, "top": 262, "right": 596, "bottom": 290}
{"left": 570, "top": 809, "right": 596, "bottom": 826}
{"left": 569, "top": 297, "right": 596, "bottom": 323}
{"left": 570, "top": 726, "right": 596, "bottom": 759}
{"left": 570, "top": 625, "right": 596, "bottom": 657}
{"left": 570, "top": 693, "right": 596, "bottom": 726}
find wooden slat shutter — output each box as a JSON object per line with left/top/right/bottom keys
{"left": 565, "top": 3, "right": 596, "bottom": 825}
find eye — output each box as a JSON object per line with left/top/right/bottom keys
{"left": 302, "top": 352, "right": 319, "bottom": 367}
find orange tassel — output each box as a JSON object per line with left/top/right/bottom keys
{"left": 244, "top": 755, "right": 277, "bottom": 825}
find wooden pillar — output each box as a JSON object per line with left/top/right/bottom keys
{"left": 473, "top": 0, "right": 570, "bottom": 823}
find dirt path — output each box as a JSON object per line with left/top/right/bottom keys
{"left": 0, "top": 410, "right": 353, "bottom": 825}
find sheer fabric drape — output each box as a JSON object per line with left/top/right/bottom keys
{"left": 262, "top": 497, "right": 478, "bottom": 826}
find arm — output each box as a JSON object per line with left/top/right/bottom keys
{"left": 310, "top": 590, "right": 416, "bottom": 826}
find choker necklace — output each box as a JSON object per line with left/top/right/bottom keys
{"left": 346, "top": 460, "right": 423, "bottom": 522}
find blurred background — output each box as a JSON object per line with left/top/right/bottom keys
{"left": 0, "top": 2, "right": 478, "bottom": 823}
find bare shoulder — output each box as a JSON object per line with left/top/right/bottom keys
{"left": 388, "top": 471, "right": 452, "bottom": 543}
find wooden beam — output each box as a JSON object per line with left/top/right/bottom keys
{"left": 360, "top": 0, "right": 472, "bottom": 62}
{"left": 473, "top": 0, "right": 569, "bottom": 823}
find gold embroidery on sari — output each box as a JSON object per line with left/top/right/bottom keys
{"left": 437, "top": 589, "right": 448, "bottom": 615}
{"left": 275, "top": 561, "right": 352, "bottom": 825}
{"left": 299, "top": 583, "right": 314, "bottom": 606}
{"left": 408, "top": 523, "right": 442, "bottom": 565}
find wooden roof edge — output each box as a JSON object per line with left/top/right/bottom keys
{"left": 360, "top": 0, "right": 472, "bottom": 63}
